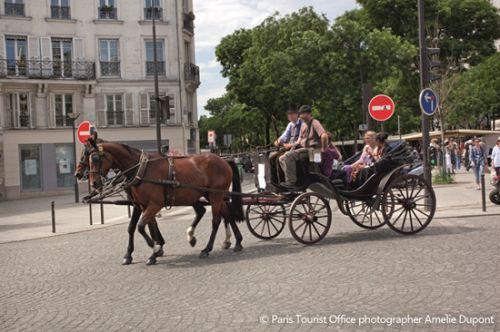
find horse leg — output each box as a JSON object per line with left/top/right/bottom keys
{"left": 137, "top": 206, "right": 163, "bottom": 265}
{"left": 223, "top": 203, "right": 243, "bottom": 252}
{"left": 122, "top": 206, "right": 141, "bottom": 265}
{"left": 149, "top": 221, "right": 165, "bottom": 257}
{"left": 186, "top": 201, "right": 206, "bottom": 247}
{"left": 221, "top": 218, "right": 232, "bottom": 250}
{"left": 200, "top": 196, "right": 224, "bottom": 258}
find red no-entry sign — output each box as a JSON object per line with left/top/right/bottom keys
{"left": 77, "top": 121, "right": 96, "bottom": 144}
{"left": 368, "top": 94, "right": 395, "bottom": 122}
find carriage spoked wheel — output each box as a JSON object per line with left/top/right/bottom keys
{"left": 345, "top": 197, "right": 386, "bottom": 229}
{"left": 289, "top": 192, "right": 332, "bottom": 244}
{"left": 382, "top": 174, "right": 436, "bottom": 235}
{"left": 245, "top": 204, "right": 286, "bottom": 240}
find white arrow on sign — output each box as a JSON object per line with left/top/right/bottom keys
{"left": 424, "top": 92, "right": 434, "bottom": 111}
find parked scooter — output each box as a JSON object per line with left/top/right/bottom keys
{"left": 490, "top": 172, "right": 500, "bottom": 205}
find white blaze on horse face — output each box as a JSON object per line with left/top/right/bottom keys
{"left": 186, "top": 226, "right": 194, "bottom": 243}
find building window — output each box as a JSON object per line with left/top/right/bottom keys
{"left": 99, "top": 39, "right": 120, "bottom": 77}
{"left": 98, "top": 0, "right": 116, "bottom": 19}
{"left": 5, "top": 36, "right": 27, "bottom": 77}
{"left": 4, "top": 0, "right": 25, "bottom": 16}
{"left": 9, "top": 92, "right": 30, "bottom": 128}
{"left": 55, "top": 144, "right": 74, "bottom": 188}
{"left": 20, "top": 145, "right": 42, "bottom": 191}
{"left": 54, "top": 94, "right": 73, "bottom": 127}
{"left": 52, "top": 38, "right": 72, "bottom": 78}
{"left": 51, "top": 0, "right": 71, "bottom": 19}
{"left": 145, "top": 40, "right": 165, "bottom": 76}
{"left": 144, "top": 0, "right": 162, "bottom": 20}
{"left": 106, "top": 95, "right": 123, "bottom": 126}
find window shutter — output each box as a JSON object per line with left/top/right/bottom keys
{"left": 48, "top": 93, "right": 56, "bottom": 128}
{"left": 73, "top": 38, "right": 84, "bottom": 61}
{"left": 4, "top": 94, "right": 12, "bottom": 129}
{"left": 0, "top": 35, "right": 5, "bottom": 77}
{"left": 40, "top": 37, "right": 52, "bottom": 77}
{"left": 125, "top": 93, "right": 134, "bottom": 126}
{"left": 139, "top": 93, "right": 149, "bottom": 126}
{"left": 29, "top": 93, "right": 35, "bottom": 129}
{"left": 168, "top": 94, "right": 175, "bottom": 124}
{"left": 95, "top": 93, "right": 106, "bottom": 127}
{"left": 28, "top": 36, "right": 40, "bottom": 77}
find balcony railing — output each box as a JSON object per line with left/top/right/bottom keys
{"left": 0, "top": 59, "right": 96, "bottom": 80}
{"left": 185, "top": 63, "right": 200, "bottom": 83}
{"left": 98, "top": 6, "right": 117, "bottom": 19}
{"left": 106, "top": 111, "right": 124, "bottom": 126}
{"left": 146, "top": 61, "right": 165, "bottom": 76}
{"left": 17, "top": 115, "right": 31, "bottom": 128}
{"left": 144, "top": 7, "right": 162, "bottom": 20}
{"left": 5, "top": 3, "right": 25, "bottom": 16}
{"left": 183, "top": 13, "right": 194, "bottom": 34}
{"left": 50, "top": 6, "right": 71, "bottom": 19}
{"left": 100, "top": 61, "right": 120, "bottom": 76}
{"left": 55, "top": 115, "right": 71, "bottom": 127}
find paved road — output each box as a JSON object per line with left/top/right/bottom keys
{"left": 0, "top": 208, "right": 499, "bottom": 332}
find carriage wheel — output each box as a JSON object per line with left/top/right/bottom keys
{"left": 382, "top": 174, "right": 436, "bottom": 235}
{"left": 289, "top": 192, "right": 332, "bottom": 244}
{"left": 345, "top": 197, "right": 386, "bottom": 229}
{"left": 245, "top": 204, "right": 286, "bottom": 240}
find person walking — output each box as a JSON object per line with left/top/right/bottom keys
{"left": 492, "top": 137, "right": 500, "bottom": 179}
{"left": 469, "top": 138, "right": 486, "bottom": 190}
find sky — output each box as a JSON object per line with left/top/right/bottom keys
{"left": 193, "top": 0, "right": 359, "bottom": 117}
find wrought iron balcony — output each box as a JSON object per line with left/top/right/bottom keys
{"left": 5, "top": 3, "right": 25, "bottom": 16}
{"left": 0, "top": 59, "right": 96, "bottom": 80}
{"left": 144, "top": 7, "right": 162, "bottom": 21}
{"left": 17, "top": 115, "right": 31, "bottom": 128}
{"left": 100, "top": 61, "right": 120, "bottom": 77}
{"left": 55, "top": 115, "right": 72, "bottom": 128}
{"left": 183, "top": 13, "right": 194, "bottom": 34}
{"left": 98, "top": 6, "right": 117, "bottom": 19}
{"left": 146, "top": 61, "right": 165, "bottom": 76}
{"left": 184, "top": 63, "right": 200, "bottom": 91}
{"left": 51, "top": 6, "right": 71, "bottom": 19}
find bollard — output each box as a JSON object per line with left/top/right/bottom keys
{"left": 481, "top": 174, "right": 486, "bottom": 212}
{"left": 88, "top": 181, "right": 93, "bottom": 226}
{"left": 51, "top": 201, "right": 56, "bottom": 233}
{"left": 100, "top": 202, "right": 104, "bottom": 224}
{"left": 127, "top": 204, "right": 131, "bottom": 218}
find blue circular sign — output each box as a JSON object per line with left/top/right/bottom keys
{"left": 419, "top": 88, "right": 438, "bottom": 116}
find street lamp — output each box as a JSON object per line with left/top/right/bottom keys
{"left": 151, "top": 3, "right": 162, "bottom": 154}
{"left": 67, "top": 112, "right": 80, "bottom": 203}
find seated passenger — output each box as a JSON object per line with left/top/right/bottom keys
{"left": 320, "top": 132, "right": 342, "bottom": 177}
{"left": 279, "top": 105, "right": 328, "bottom": 189}
{"left": 342, "top": 131, "right": 376, "bottom": 183}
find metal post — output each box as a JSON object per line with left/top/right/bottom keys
{"left": 398, "top": 115, "right": 402, "bottom": 140}
{"left": 152, "top": 5, "right": 162, "bottom": 154}
{"left": 481, "top": 174, "right": 486, "bottom": 212}
{"left": 71, "top": 116, "right": 79, "bottom": 203}
{"left": 51, "top": 201, "right": 56, "bottom": 233}
{"left": 100, "top": 202, "right": 104, "bottom": 224}
{"left": 88, "top": 180, "right": 93, "bottom": 225}
{"left": 418, "top": 0, "right": 432, "bottom": 187}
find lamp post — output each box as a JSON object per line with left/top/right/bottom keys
{"left": 152, "top": 4, "right": 162, "bottom": 154}
{"left": 67, "top": 112, "right": 80, "bottom": 203}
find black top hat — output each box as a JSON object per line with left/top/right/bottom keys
{"left": 298, "top": 105, "right": 312, "bottom": 113}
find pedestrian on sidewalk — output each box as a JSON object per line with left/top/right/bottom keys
{"left": 492, "top": 137, "right": 500, "bottom": 179}
{"left": 469, "top": 137, "right": 486, "bottom": 190}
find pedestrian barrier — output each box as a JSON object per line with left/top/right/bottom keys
{"left": 51, "top": 201, "right": 56, "bottom": 233}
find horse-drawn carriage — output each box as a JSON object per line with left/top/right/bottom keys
{"left": 79, "top": 138, "right": 435, "bottom": 264}
{"left": 243, "top": 140, "right": 436, "bottom": 244}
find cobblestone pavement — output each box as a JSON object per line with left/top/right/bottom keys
{"left": 0, "top": 208, "right": 499, "bottom": 332}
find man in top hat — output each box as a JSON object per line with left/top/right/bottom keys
{"left": 279, "top": 105, "right": 327, "bottom": 189}
{"left": 268, "top": 108, "right": 303, "bottom": 187}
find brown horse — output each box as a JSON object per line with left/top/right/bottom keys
{"left": 75, "top": 141, "right": 235, "bottom": 265}
{"left": 86, "top": 139, "right": 244, "bottom": 265}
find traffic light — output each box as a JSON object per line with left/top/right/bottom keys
{"left": 426, "top": 47, "right": 441, "bottom": 82}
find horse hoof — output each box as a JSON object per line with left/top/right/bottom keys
{"left": 189, "top": 237, "right": 197, "bottom": 247}
{"left": 122, "top": 257, "right": 133, "bottom": 265}
{"left": 156, "top": 248, "right": 165, "bottom": 257}
{"left": 221, "top": 241, "right": 231, "bottom": 250}
{"left": 233, "top": 244, "right": 243, "bottom": 252}
{"left": 199, "top": 251, "right": 209, "bottom": 259}
{"left": 146, "top": 257, "right": 157, "bottom": 265}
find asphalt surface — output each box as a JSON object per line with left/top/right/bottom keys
{"left": 1, "top": 204, "right": 499, "bottom": 332}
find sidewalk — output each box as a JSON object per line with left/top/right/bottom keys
{"left": 0, "top": 178, "right": 257, "bottom": 244}
{"left": 0, "top": 170, "right": 498, "bottom": 244}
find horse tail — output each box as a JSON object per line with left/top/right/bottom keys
{"left": 227, "top": 160, "right": 245, "bottom": 222}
